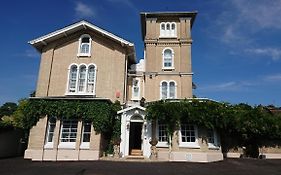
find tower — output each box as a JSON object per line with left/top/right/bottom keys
{"left": 140, "top": 12, "right": 197, "bottom": 102}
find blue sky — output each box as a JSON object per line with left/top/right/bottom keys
{"left": 0, "top": 0, "right": 281, "bottom": 106}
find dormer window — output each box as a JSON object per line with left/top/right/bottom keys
{"left": 160, "top": 22, "right": 177, "bottom": 37}
{"left": 78, "top": 34, "right": 92, "bottom": 57}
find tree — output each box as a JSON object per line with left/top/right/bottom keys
{"left": 0, "top": 102, "right": 18, "bottom": 118}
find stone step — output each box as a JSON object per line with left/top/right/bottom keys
{"left": 130, "top": 149, "right": 143, "bottom": 156}
{"left": 126, "top": 155, "right": 145, "bottom": 160}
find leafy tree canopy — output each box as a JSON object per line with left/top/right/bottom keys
{"left": 0, "top": 102, "right": 18, "bottom": 118}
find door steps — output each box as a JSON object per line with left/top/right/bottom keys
{"left": 130, "top": 149, "right": 143, "bottom": 156}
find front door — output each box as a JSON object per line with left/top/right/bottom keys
{"left": 129, "top": 122, "right": 142, "bottom": 155}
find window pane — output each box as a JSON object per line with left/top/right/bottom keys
{"left": 166, "top": 23, "right": 170, "bottom": 30}
{"left": 169, "top": 82, "right": 175, "bottom": 98}
{"left": 82, "top": 121, "right": 91, "bottom": 143}
{"left": 81, "top": 44, "right": 89, "bottom": 54}
{"left": 158, "top": 122, "right": 168, "bottom": 142}
{"left": 88, "top": 66, "right": 95, "bottom": 83}
{"left": 161, "top": 82, "right": 168, "bottom": 99}
{"left": 80, "top": 36, "right": 90, "bottom": 54}
{"left": 78, "top": 66, "right": 86, "bottom": 92}
{"left": 164, "top": 50, "right": 172, "bottom": 67}
{"left": 87, "top": 66, "right": 95, "bottom": 93}
{"left": 45, "top": 117, "right": 56, "bottom": 143}
{"left": 207, "top": 130, "right": 215, "bottom": 144}
{"left": 181, "top": 124, "right": 196, "bottom": 143}
{"left": 69, "top": 66, "right": 77, "bottom": 92}
{"left": 82, "top": 37, "right": 90, "bottom": 43}
{"left": 132, "top": 79, "right": 140, "bottom": 98}
{"left": 60, "top": 119, "right": 78, "bottom": 143}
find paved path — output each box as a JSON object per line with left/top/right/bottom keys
{"left": 0, "top": 157, "right": 281, "bottom": 175}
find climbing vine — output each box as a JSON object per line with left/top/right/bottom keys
{"left": 146, "top": 99, "right": 281, "bottom": 157}
{"left": 13, "top": 98, "right": 121, "bottom": 135}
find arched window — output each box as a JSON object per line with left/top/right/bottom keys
{"left": 159, "top": 22, "right": 177, "bottom": 37}
{"left": 160, "top": 80, "right": 177, "bottom": 99}
{"left": 78, "top": 34, "right": 92, "bottom": 56}
{"left": 87, "top": 65, "right": 96, "bottom": 93}
{"left": 169, "top": 81, "right": 175, "bottom": 99}
{"left": 78, "top": 65, "right": 86, "bottom": 92}
{"left": 68, "top": 65, "right": 77, "bottom": 93}
{"left": 171, "top": 23, "right": 176, "bottom": 36}
{"left": 163, "top": 48, "right": 174, "bottom": 69}
{"left": 67, "top": 63, "right": 97, "bottom": 95}
{"left": 161, "top": 81, "right": 168, "bottom": 99}
{"left": 160, "top": 23, "right": 165, "bottom": 36}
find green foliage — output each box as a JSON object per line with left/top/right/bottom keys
{"left": 12, "top": 99, "right": 121, "bottom": 135}
{"left": 146, "top": 99, "right": 281, "bottom": 149}
{"left": 0, "top": 102, "right": 18, "bottom": 130}
{"left": 0, "top": 102, "right": 18, "bottom": 118}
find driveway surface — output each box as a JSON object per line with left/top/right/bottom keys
{"left": 0, "top": 157, "right": 281, "bottom": 175}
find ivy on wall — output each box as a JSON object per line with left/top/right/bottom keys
{"left": 146, "top": 99, "right": 281, "bottom": 156}
{"left": 13, "top": 99, "right": 121, "bottom": 135}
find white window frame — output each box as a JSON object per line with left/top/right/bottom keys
{"left": 159, "top": 22, "right": 177, "bottom": 38}
{"left": 156, "top": 121, "right": 169, "bottom": 147}
{"left": 80, "top": 121, "right": 92, "bottom": 149}
{"left": 171, "top": 22, "right": 177, "bottom": 37}
{"left": 160, "top": 80, "right": 177, "bottom": 100}
{"left": 66, "top": 63, "right": 97, "bottom": 96}
{"left": 178, "top": 124, "right": 200, "bottom": 148}
{"left": 162, "top": 48, "right": 175, "bottom": 70}
{"left": 78, "top": 65, "right": 87, "bottom": 93}
{"left": 87, "top": 65, "right": 96, "bottom": 94}
{"left": 58, "top": 119, "right": 78, "bottom": 149}
{"left": 77, "top": 34, "right": 92, "bottom": 57}
{"left": 207, "top": 129, "right": 220, "bottom": 149}
{"left": 44, "top": 117, "right": 56, "bottom": 149}
{"left": 131, "top": 78, "right": 141, "bottom": 101}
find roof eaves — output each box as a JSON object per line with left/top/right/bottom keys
{"left": 28, "top": 20, "right": 134, "bottom": 47}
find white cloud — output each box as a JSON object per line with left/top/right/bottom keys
{"left": 106, "top": 0, "right": 138, "bottom": 12}
{"left": 199, "top": 81, "right": 257, "bottom": 92}
{"left": 211, "top": 0, "right": 281, "bottom": 46}
{"left": 245, "top": 48, "right": 281, "bottom": 61}
{"left": 233, "top": 0, "right": 281, "bottom": 29}
{"left": 264, "top": 74, "right": 281, "bottom": 81}
{"left": 75, "top": 1, "right": 95, "bottom": 18}
{"left": 24, "top": 49, "right": 39, "bottom": 58}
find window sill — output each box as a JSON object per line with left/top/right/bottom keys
{"left": 208, "top": 144, "right": 220, "bottom": 150}
{"left": 80, "top": 143, "right": 90, "bottom": 149}
{"left": 157, "top": 142, "right": 169, "bottom": 148}
{"left": 179, "top": 143, "right": 200, "bottom": 149}
{"left": 162, "top": 67, "right": 175, "bottom": 71}
{"left": 77, "top": 53, "right": 91, "bottom": 57}
{"left": 58, "top": 142, "right": 76, "bottom": 149}
{"left": 159, "top": 36, "right": 177, "bottom": 39}
{"left": 44, "top": 143, "right": 54, "bottom": 149}
{"left": 65, "top": 92, "right": 96, "bottom": 96}
{"left": 131, "top": 98, "right": 141, "bottom": 101}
